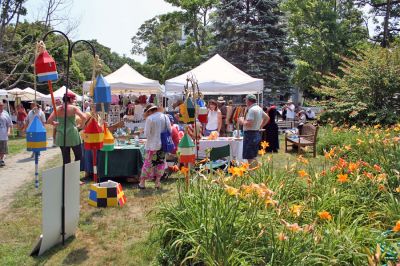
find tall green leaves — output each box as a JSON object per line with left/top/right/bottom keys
{"left": 319, "top": 46, "right": 400, "bottom": 125}
{"left": 282, "top": 0, "right": 368, "bottom": 97}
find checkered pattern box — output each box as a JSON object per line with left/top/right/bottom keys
{"left": 88, "top": 180, "right": 127, "bottom": 207}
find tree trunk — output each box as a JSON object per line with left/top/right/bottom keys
{"left": 382, "top": 0, "right": 392, "bottom": 48}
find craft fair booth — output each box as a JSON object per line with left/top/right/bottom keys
{"left": 82, "top": 64, "right": 163, "bottom": 179}
{"left": 165, "top": 54, "right": 264, "bottom": 162}
{"left": 83, "top": 63, "right": 163, "bottom": 130}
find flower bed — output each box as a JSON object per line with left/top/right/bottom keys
{"left": 155, "top": 125, "right": 400, "bottom": 265}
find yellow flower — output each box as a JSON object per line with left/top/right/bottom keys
{"left": 337, "top": 173, "right": 349, "bottom": 183}
{"left": 298, "top": 170, "right": 309, "bottom": 178}
{"left": 356, "top": 138, "right": 364, "bottom": 145}
{"left": 393, "top": 220, "right": 400, "bottom": 232}
{"left": 261, "top": 141, "right": 269, "bottom": 149}
{"left": 233, "top": 167, "right": 245, "bottom": 177}
{"left": 265, "top": 198, "right": 278, "bottom": 207}
{"left": 318, "top": 211, "right": 332, "bottom": 221}
{"left": 277, "top": 232, "right": 287, "bottom": 241}
{"left": 344, "top": 145, "right": 352, "bottom": 151}
{"left": 290, "top": 204, "right": 303, "bottom": 217}
{"left": 395, "top": 186, "right": 400, "bottom": 193}
{"left": 258, "top": 149, "right": 266, "bottom": 156}
{"left": 374, "top": 124, "right": 381, "bottom": 129}
{"left": 224, "top": 185, "right": 239, "bottom": 196}
{"left": 180, "top": 166, "right": 189, "bottom": 176}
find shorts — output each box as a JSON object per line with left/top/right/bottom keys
{"left": 0, "top": 140, "right": 8, "bottom": 154}
{"left": 242, "top": 131, "right": 261, "bottom": 160}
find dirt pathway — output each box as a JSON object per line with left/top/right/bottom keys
{"left": 0, "top": 143, "right": 61, "bottom": 211}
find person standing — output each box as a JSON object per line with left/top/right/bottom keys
{"left": 204, "top": 99, "right": 222, "bottom": 137}
{"left": 139, "top": 104, "right": 171, "bottom": 189}
{"left": 47, "top": 92, "right": 86, "bottom": 164}
{"left": 238, "top": 94, "right": 269, "bottom": 165}
{"left": 26, "top": 102, "right": 47, "bottom": 158}
{"left": 262, "top": 106, "right": 279, "bottom": 152}
{"left": 218, "top": 97, "right": 227, "bottom": 136}
{"left": 0, "top": 102, "right": 12, "bottom": 167}
{"left": 285, "top": 101, "right": 296, "bottom": 121}
{"left": 16, "top": 104, "right": 27, "bottom": 136}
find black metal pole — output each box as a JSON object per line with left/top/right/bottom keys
{"left": 42, "top": 30, "right": 96, "bottom": 245}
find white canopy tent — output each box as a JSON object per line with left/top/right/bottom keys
{"left": 7, "top": 88, "right": 38, "bottom": 101}
{"left": 0, "top": 89, "right": 7, "bottom": 96}
{"left": 165, "top": 54, "right": 264, "bottom": 96}
{"left": 40, "top": 86, "right": 83, "bottom": 102}
{"left": 23, "top": 87, "right": 46, "bottom": 99}
{"left": 82, "top": 63, "right": 163, "bottom": 95}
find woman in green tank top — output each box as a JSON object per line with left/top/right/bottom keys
{"left": 47, "top": 91, "right": 87, "bottom": 164}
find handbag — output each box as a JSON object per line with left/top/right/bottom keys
{"left": 161, "top": 115, "right": 175, "bottom": 153}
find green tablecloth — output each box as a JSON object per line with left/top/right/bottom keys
{"left": 97, "top": 145, "right": 145, "bottom": 178}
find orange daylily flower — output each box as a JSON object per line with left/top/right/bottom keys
{"left": 265, "top": 198, "right": 278, "bottom": 207}
{"left": 337, "top": 173, "right": 349, "bottom": 183}
{"left": 363, "top": 171, "right": 374, "bottom": 180}
{"left": 348, "top": 162, "right": 359, "bottom": 173}
{"left": 298, "top": 170, "right": 309, "bottom": 178}
{"left": 318, "top": 211, "right": 332, "bottom": 221}
{"left": 180, "top": 166, "right": 189, "bottom": 176}
{"left": 241, "top": 162, "right": 250, "bottom": 169}
{"left": 344, "top": 145, "right": 352, "bottom": 151}
{"left": 277, "top": 232, "right": 288, "bottom": 241}
{"left": 297, "top": 155, "right": 309, "bottom": 165}
{"left": 395, "top": 186, "right": 400, "bottom": 193}
{"left": 378, "top": 184, "right": 386, "bottom": 191}
{"left": 258, "top": 149, "right": 266, "bottom": 156}
{"left": 338, "top": 158, "right": 348, "bottom": 169}
{"left": 392, "top": 220, "right": 400, "bottom": 232}
{"left": 261, "top": 141, "right": 269, "bottom": 149}
{"left": 373, "top": 164, "right": 382, "bottom": 172}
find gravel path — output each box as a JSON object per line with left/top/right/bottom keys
{"left": 0, "top": 143, "right": 61, "bottom": 211}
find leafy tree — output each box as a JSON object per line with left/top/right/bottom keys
{"left": 318, "top": 45, "right": 400, "bottom": 125}
{"left": 212, "top": 0, "right": 294, "bottom": 98}
{"left": 282, "top": 0, "right": 368, "bottom": 97}
{"left": 356, "top": 0, "right": 400, "bottom": 47}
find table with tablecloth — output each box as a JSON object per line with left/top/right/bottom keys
{"left": 97, "top": 144, "right": 145, "bottom": 178}
{"left": 198, "top": 137, "right": 243, "bottom": 162}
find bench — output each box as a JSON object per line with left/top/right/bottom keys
{"left": 285, "top": 123, "right": 319, "bottom": 157}
{"left": 277, "top": 120, "right": 297, "bottom": 134}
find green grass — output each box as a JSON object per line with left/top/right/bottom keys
{"left": 0, "top": 153, "right": 178, "bottom": 266}
{"left": 7, "top": 137, "right": 26, "bottom": 156}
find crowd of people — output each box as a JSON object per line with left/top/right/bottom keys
{"left": 0, "top": 92, "right": 317, "bottom": 191}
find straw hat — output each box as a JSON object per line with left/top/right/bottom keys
{"left": 217, "top": 96, "right": 225, "bottom": 103}
{"left": 144, "top": 104, "right": 158, "bottom": 113}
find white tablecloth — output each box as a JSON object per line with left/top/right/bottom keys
{"left": 198, "top": 137, "right": 243, "bottom": 162}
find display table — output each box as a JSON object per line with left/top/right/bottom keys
{"left": 97, "top": 144, "right": 145, "bottom": 178}
{"left": 198, "top": 137, "right": 243, "bottom": 162}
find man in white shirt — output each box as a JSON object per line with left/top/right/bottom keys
{"left": 238, "top": 94, "right": 269, "bottom": 164}
{"left": 0, "top": 102, "right": 12, "bottom": 167}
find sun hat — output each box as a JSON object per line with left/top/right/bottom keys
{"left": 217, "top": 96, "right": 225, "bottom": 103}
{"left": 144, "top": 104, "right": 158, "bottom": 113}
{"left": 245, "top": 94, "right": 257, "bottom": 101}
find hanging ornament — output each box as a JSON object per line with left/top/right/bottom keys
{"left": 101, "top": 124, "right": 114, "bottom": 177}
{"left": 94, "top": 74, "right": 111, "bottom": 113}
{"left": 83, "top": 118, "right": 104, "bottom": 182}
{"left": 26, "top": 116, "right": 47, "bottom": 188}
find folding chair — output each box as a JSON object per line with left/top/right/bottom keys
{"left": 207, "top": 144, "right": 231, "bottom": 175}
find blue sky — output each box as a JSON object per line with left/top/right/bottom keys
{"left": 24, "top": 0, "right": 179, "bottom": 63}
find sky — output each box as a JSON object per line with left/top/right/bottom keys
{"left": 24, "top": 0, "right": 179, "bottom": 63}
